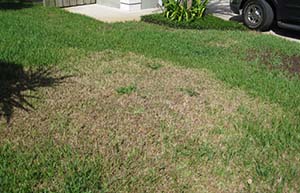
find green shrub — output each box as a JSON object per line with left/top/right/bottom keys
{"left": 163, "top": 0, "right": 209, "bottom": 22}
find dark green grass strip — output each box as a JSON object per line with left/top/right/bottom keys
{"left": 141, "top": 13, "right": 247, "bottom": 31}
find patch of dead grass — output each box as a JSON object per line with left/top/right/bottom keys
{"left": 247, "top": 48, "right": 300, "bottom": 76}
{"left": 0, "top": 50, "right": 287, "bottom": 192}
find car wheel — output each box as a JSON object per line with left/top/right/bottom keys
{"left": 243, "top": 0, "right": 274, "bottom": 31}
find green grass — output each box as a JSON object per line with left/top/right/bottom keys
{"left": 0, "top": 143, "right": 103, "bottom": 192}
{"left": 116, "top": 85, "right": 137, "bottom": 95}
{"left": 1, "top": 3, "right": 300, "bottom": 192}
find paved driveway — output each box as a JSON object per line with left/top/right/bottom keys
{"left": 207, "top": 0, "right": 300, "bottom": 42}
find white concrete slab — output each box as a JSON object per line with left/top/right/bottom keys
{"left": 65, "top": 4, "right": 161, "bottom": 22}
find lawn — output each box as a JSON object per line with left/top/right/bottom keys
{"left": 1, "top": 3, "right": 300, "bottom": 193}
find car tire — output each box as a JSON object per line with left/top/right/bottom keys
{"left": 243, "top": 0, "right": 274, "bottom": 31}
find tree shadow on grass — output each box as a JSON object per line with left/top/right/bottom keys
{"left": 0, "top": 61, "right": 68, "bottom": 123}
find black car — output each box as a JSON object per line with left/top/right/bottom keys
{"left": 230, "top": 0, "right": 300, "bottom": 31}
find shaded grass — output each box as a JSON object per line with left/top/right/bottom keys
{"left": 0, "top": 2, "right": 33, "bottom": 10}
{"left": 0, "top": 60, "right": 67, "bottom": 123}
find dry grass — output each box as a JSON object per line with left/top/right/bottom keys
{"left": 0, "top": 51, "right": 288, "bottom": 192}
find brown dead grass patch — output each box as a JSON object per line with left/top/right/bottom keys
{"left": 247, "top": 49, "right": 300, "bottom": 76}
{"left": 0, "top": 50, "right": 285, "bottom": 192}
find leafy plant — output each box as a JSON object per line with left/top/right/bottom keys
{"left": 162, "top": 0, "right": 209, "bottom": 22}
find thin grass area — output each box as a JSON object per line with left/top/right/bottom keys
{"left": 1, "top": 51, "right": 299, "bottom": 192}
